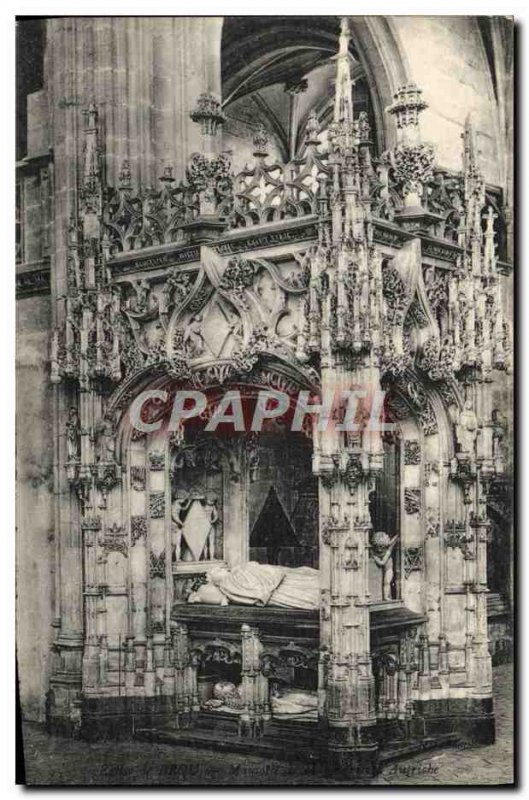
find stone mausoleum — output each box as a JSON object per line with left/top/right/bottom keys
{"left": 16, "top": 16, "right": 513, "bottom": 778}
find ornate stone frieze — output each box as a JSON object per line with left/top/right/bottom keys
{"left": 261, "top": 643, "right": 318, "bottom": 674}
{"left": 192, "top": 639, "right": 242, "bottom": 668}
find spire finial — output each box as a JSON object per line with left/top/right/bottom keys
{"left": 338, "top": 16, "right": 351, "bottom": 55}
{"left": 333, "top": 16, "right": 355, "bottom": 125}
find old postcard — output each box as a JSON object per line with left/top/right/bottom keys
{"left": 16, "top": 13, "right": 514, "bottom": 786}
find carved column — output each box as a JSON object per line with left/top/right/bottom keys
{"left": 129, "top": 434, "right": 148, "bottom": 683}
{"left": 172, "top": 623, "right": 198, "bottom": 726}
{"left": 240, "top": 624, "right": 265, "bottom": 737}
{"left": 81, "top": 516, "right": 102, "bottom": 689}
{"left": 310, "top": 18, "right": 383, "bottom": 777}
{"left": 147, "top": 445, "right": 167, "bottom": 688}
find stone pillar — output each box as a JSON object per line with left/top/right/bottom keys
{"left": 45, "top": 18, "right": 85, "bottom": 732}
{"left": 147, "top": 444, "right": 167, "bottom": 681}
{"left": 129, "top": 435, "right": 148, "bottom": 682}
{"left": 240, "top": 624, "right": 265, "bottom": 737}
{"left": 81, "top": 517, "right": 102, "bottom": 689}
{"left": 315, "top": 358, "right": 381, "bottom": 778}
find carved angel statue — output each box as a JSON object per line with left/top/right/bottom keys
{"left": 171, "top": 489, "right": 190, "bottom": 562}
{"left": 455, "top": 399, "right": 479, "bottom": 456}
{"left": 371, "top": 531, "right": 399, "bottom": 601}
{"left": 183, "top": 314, "right": 205, "bottom": 358}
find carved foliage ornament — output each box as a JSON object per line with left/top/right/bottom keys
{"left": 149, "top": 550, "right": 166, "bottom": 579}
{"left": 403, "top": 546, "right": 423, "bottom": 578}
{"left": 100, "top": 523, "right": 128, "bottom": 557}
{"left": 149, "top": 491, "right": 165, "bottom": 519}
{"left": 389, "top": 143, "right": 435, "bottom": 198}
{"left": 130, "top": 466, "right": 146, "bottom": 492}
{"left": 186, "top": 152, "right": 232, "bottom": 198}
{"left": 131, "top": 515, "right": 147, "bottom": 544}
{"left": 404, "top": 488, "right": 421, "bottom": 515}
{"left": 444, "top": 520, "right": 473, "bottom": 558}
{"left": 148, "top": 451, "right": 165, "bottom": 471}
{"left": 382, "top": 263, "right": 409, "bottom": 323}
{"left": 425, "top": 508, "right": 440, "bottom": 538}
{"left": 219, "top": 255, "right": 255, "bottom": 296}
{"left": 404, "top": 440, "right": 421, "bottom": 465}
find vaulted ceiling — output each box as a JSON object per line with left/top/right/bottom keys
{"left": 221, "top": 16, "right": 357, "bottom": 105}
{"left": 221, "top": 16, "right": 374, "bottom": 162}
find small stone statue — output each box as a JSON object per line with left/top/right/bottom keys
{"left": 132, "top": 279, "right": 150, "bottom": 314}
{"left": 171, "top": 489, "right": 190, "bottom": 562}
{"left": 149, "top": 322, "right": 166, "bottom": 360}
{"left": 66, "top": 406, "right": 81, "bottom": 462}
{"left": 183, "top": 314, "right": 205, "bottom": 358}
{"left": 371, "top": 531, "right": 399, "bottom": 601}
{"left": 455, "top": 399, "right": 479, "bottom": 456}
{"left": 97, "top": 414, "right": 115, "bottom": 463}
{"left": 492, "top": 408, "right": 505, "bottom": 466}
{"left": 204, "top": 492, "right": 219, "bottom": 561}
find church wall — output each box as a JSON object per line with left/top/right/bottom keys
{"left": 391, "top": 16, "right": 502, "bottom": 185}
{"left": 45, "top": 17, "right": 223, "bottom": 189}
{"left": 16, "top": 293, "right": 55, "bottom": 721}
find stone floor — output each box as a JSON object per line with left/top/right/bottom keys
{"left": 20, "top": 663, "right": 514, "bottom": 786}
{"left": 372, "top": 663, "right": 514, "bottom": 786}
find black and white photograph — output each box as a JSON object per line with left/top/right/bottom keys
{"left": 14, "top": 10, "right": 515, "bottom": 787}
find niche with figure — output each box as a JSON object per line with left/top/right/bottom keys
{"left": 170, "top": 427, "right": 234, "bottom": 566}
{"left": 368, "top": 437, "right": 401, "bottom": 602}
